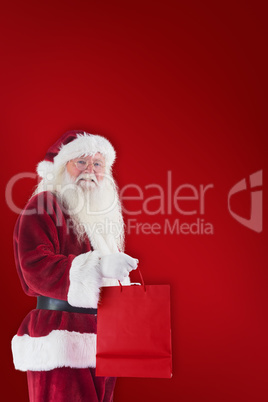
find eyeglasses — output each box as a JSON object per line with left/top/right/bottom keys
{"left": 72, "top": 158, "right": 105, "bottom": 172}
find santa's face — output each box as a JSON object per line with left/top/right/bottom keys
{"left": 59, "top": 156, "right": 124, "bottom": 249}
{"left": 34, "top": 151, "right": 124, "bottom": 250}
{"left": 66, "top": 152, "right": 105, "bottom": 189}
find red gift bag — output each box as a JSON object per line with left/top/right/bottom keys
{"left": 96, "top": 271, "right": 172, "bottom": 378}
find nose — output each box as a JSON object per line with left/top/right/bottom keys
{"left": 84, "top": 163, "right": 94, "bottom": 173}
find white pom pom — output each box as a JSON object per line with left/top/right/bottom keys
{"left": 36, "top": 161, "right": 54, "bottom": 178}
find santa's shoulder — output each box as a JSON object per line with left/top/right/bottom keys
{"left": 17, "top": 191, "right": 64, "bottom": 222}
{"left": 26, "top": 190, "right": 59, "bottom": 208}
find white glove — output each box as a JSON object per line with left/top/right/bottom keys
{"left": 99, "top": 252, "right": 139, "bottom": 282}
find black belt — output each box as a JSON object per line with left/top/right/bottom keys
{"left": 36, "top": 296, "right": 97, "bottom": 315}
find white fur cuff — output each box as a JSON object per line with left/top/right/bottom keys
{"left": 68, "top": 250, "right": 102, "bottom": 308}
{"left": 12, "top": 330, "right": 96, "bottom": 371}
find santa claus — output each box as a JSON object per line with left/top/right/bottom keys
{"left": 11, "top": 130, "right": 138, "bottom": 401}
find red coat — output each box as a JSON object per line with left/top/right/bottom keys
{"left": 12, "top": 191, "right": 122, "bottom": 371}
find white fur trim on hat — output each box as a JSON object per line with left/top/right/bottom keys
{"left": 54, "top": 133, "right": 116, "bottom": 171}
{"left": 11, "top": 330, "right": 96, "bottom": 371}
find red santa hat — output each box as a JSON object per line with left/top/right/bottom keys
{"left": 37, "top": 130, "right": 116, "bottom": 178}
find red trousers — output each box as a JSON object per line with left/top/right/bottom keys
{"left": 27, "top": 367, "right": 116, "bottom": 402}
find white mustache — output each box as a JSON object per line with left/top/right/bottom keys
{"left": 75, "top": 173, "right": 98, "bottom": 185}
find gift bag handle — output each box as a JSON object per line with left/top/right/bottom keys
{"left": 119, "top": 267, "right": 146, "bottom": 292}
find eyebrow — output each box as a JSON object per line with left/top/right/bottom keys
{"left": 76, "top": 157, "right": 105, "bottom": 163}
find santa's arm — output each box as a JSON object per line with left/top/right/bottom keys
{"left": 15, "top": 193, "right": 102, "bottom": 308}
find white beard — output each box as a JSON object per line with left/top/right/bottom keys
{"left": 34, "top": 169, "right": 125, "bottom": 254}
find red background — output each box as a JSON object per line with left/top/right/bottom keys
{"left": 1, "top": 1, "right": 267, "bottom": 401}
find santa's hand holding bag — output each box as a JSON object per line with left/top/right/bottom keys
{"left": 99, "top": 253, "right": 139, "bottom": 282}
